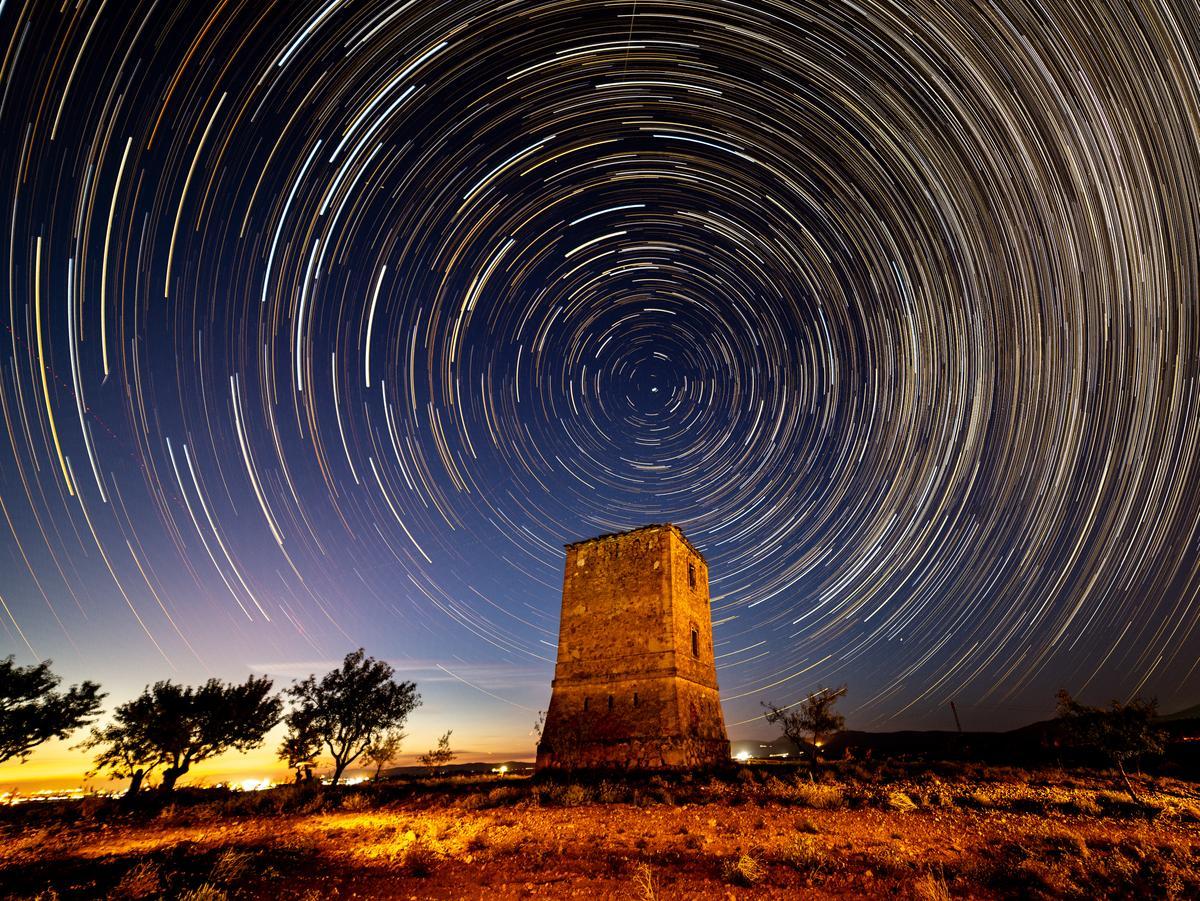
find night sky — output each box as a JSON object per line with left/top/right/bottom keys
{"left": 2, "top": 0, "right": 1199, "bottom": 774}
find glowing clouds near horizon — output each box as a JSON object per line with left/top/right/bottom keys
{"left": 0, "top": 0, "right": 1198, "bottom": 727}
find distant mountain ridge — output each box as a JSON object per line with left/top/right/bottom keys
{"left": 1159, "top": 702, "right": 1200, "bottom": 722}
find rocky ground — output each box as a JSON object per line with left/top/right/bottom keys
{"left": 2, "top": 763, "right": 1198, "bottom": 899}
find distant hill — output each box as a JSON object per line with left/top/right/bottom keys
{"left": 381, "top": 760, "right": 534, "bottom": 779}
{"left": 1159, "top": 702, "right": 1200, "bottom": 722}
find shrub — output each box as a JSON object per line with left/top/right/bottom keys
{"left": 1097, "top": 791, "right": 1154, "bottom": 818}
{"left": 340, "top": 792, "right": 372, "bottom": 812}
{"left": 761, "top": 775, "right": 793, "bottom": 799}
{"left": 596, "top": 781, "right": 627, "bottom": 804}
{"left": 631, "top": 862, "right": 658, "bottom": 901}
{"left": 723, "top": 853, "right": 766, "bottom": 886}
{"left": 245, "top": 783, "right": 324, "bottom": 816}
{"left": 1168, "top": 800, "right": 1200, "bottom": 823}
{"left": 455, "top": 791, "right": 487, "bottom": 810}
{"left": 564, "top": 783, "right": 595, "bottom": 806}
{"left": 401, "top": 840, "right": 438, "bottom": 877}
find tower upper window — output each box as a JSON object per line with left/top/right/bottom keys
{"left": 691, "top": 626, "right": 699, "bottom": 658}
{"left": 688, "top": 562, "right": 696, "bottom": 588}
{"left": 607, "top": 694, "right": 614, "bottom": 711}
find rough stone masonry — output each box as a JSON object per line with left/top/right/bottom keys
{"left": 536, "top": 524, "right": 730, "bottom": 770}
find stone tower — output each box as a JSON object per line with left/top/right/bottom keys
{"left": 536, "top": 524, "right": 730, "bottom": 770}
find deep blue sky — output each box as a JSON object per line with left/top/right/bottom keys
{"left": 2, "top": 0, "right": 1199, "bottom": 765}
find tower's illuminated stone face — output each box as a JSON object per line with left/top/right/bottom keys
{"left": 536, "top": 524, "right": 730, "bottom": 770}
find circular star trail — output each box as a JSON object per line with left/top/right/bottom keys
{"left": 1, "top": 0, "right": 1198, "bottom": 730}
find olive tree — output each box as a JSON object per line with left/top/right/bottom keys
{"left": 362, "top": 728, "right": 406, "bottom": 780}
{"left": 279, "top": 702, "right": 322, "bottom": 783}
{"left": 763, "top": 684, "right": 847, "bottom": 766}
{"left": 86, "top": 676, "right": 281, "bottom": 793}
{"left": 1055, "top": 689, "right": 1166, "bottom": 802}
{"left": 1, "top": 656, "right": 103, "bottom": 765}
{"left": 418, "top": 730, "right": 455, "bottom": 776}
{"left": 283, "top": 649, "right": 421, "bottom": 786}
{"left": 80, "top": 692, "right": 159, "bottom": 796}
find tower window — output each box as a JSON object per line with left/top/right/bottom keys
{"left": 583, "top": 697, "right": 589, "bottom": 711}
{"left": 688, "top": 562, "right": 696, "bottom": 588}
{"left": 633, "top": 692, "right": 640, "bottom": 707}
{"left": 691, "top": 627, "right": 699, "bottom": 657}
{"left": 607, "top": 694, "right": 614, "bottom": 711}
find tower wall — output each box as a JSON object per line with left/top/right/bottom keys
{"left": 536, "top": 524, "right": 730, "bottom": 770}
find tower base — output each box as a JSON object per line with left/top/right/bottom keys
{"left": 536, "top": 736, "right": 730, "bottom": 771}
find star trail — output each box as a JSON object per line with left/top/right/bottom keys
{"left": 1, "top": 0, "right": 1199, "bottom": 750}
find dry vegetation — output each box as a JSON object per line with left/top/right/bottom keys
{"left": 2, "top": 761, "right": 1198, "bottom": 899}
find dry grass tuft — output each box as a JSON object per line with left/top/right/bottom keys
{"left": 779, "top": 834, "right": 830, "bottom": 876}
{"left": 886, "top": 790, "right": 918, "bottom": 812}
{"left": 1060, "top": 793, "right": 1102, "bottom": 816}
{"left": 790, "top": 781, "right": 845, "bottom": 809}
{"left": 914, "top": 867, "right": 951, "bottom": 901}
{"left": 112, "top": 861, "right": 161, "bottom": 899}
{"left": 209, "top": 848, "right": 253, "bottom": 884}
{"left": 723, "top": 852, "right": 766, "bottom": 886}
{"left": 858, "top": 843, "right": 913, "bottom": 878}
{"left": 175, "top": 884, "right": 227, "bottom": 901}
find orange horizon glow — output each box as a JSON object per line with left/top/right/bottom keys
{"left": 0, "top": 734, "right": 536, "bottom": 794}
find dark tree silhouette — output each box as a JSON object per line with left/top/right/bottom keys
{"left": 279, "top": 703, "right": 322, "bottom": 784}
{"left": 86, "top": 676, "right": 281, "bottom": 793}
{"left": 284, "top": 649, "right": 421, "bottom": 786}
{"left": 362, "top": 728, "right": 406, "bottom": 780}
{"left": 80, "top": 692, "right": 160, "bottom": 796}
{"left": 1055, "top": 689, "right": 1166, "bottom": 802}
{"left": 0, "top": 656, "right": 104, "bottom": 765}
{"left": 418, "top": 730, "right": 455, "bottom": 775}
{"left": 763, "top": 684, "right": 847, "bottom": 766}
